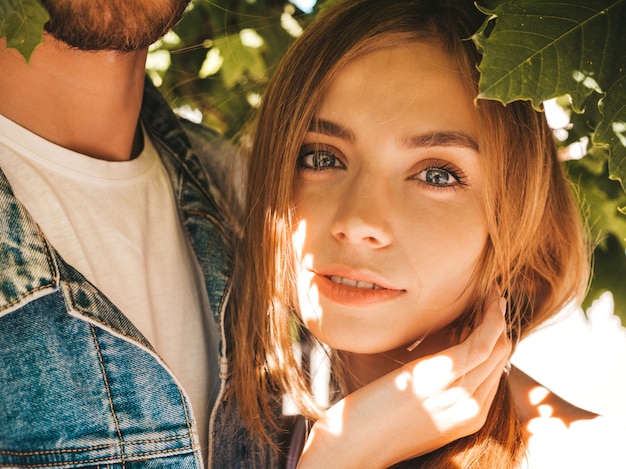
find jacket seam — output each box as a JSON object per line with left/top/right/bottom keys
{"left": 0, "top": 434, "right": 192, "bottom": 456}
{"left": 90, "top": 324, "right": 126, "bottom": 468}
{"left": 0, "top": 446, "right": 194, "bottom": 468}
{"left": 176, "top": 381, "right": 200, "bottom": 466}
{"left": 207, "top": 276, "right": 232, "bottom": 468}
{"left": 0, "top": 281, "right": 56, "bottom": 313}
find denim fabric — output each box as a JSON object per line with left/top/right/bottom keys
{"left": 0, "top": 80, "right": 280, "bottom": 468}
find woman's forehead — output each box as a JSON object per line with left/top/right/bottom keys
{"left": 313, "top": 41, "right": 479, "bottom": 141}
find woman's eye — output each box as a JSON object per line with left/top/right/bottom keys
{"left": 298, "top": 145, "right": 345, "bottom": 170}
{"left": 420, "top": 168, "right": 455, "bottom": 185}
{"left": 414, "top": 163, "right": 467, "bottom": 188}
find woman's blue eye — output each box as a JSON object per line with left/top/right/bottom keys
{"left": 415, "top": 164, "right": 465, "bottom": 187}
{"left": 422, "top": 168, "right": 454, "bottom": 185}
{"left": 298, "top": 145, "right": 345, "bottom": 170}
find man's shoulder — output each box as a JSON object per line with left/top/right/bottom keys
{"left": 141, "top": 79, "right": 240, "bottom": 177}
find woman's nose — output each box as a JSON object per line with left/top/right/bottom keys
{"left": 330, "top": 176, "right": 393, "bottom": 248}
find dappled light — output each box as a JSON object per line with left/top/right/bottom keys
{"left": 512, "top": 293, "right": 626, "bottom": 420}
{"left": 2, "top": 0, "right": 625, "bottom": 467}
{"left": 572, "top": 70, "right": 602, "bottom": 93}
{"left": 613, "top": 121, "right": 626, "bottom": 147}
{"left": 512, "top": 366, "right": 624, "bottom": 469}
{"left": 292, "top": 218, "right": 326, "bottom": 339}
{"left": 397, "top": 356, "right": 453, "bottom": 397}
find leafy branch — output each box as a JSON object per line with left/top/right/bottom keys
{"left": 474, "top": 0, "right": 626, "bottom": 191}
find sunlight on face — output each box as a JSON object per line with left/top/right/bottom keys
{"left": 293, "top": 219, "right": 325, "bottom": 335}
{"left": 292, "top": 40, "right": 488, "bottom": 356}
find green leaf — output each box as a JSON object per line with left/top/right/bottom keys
{"left": 474, "top": 0, "right": 626, "bottom": 187}
{"left": 475, "top": 0, "right": 625, "bottom": 110}
{"left": 583, "top": 234, "right": 626, "bottom": 325}
{"left": 570, "top": 158, "right": 626, "bottom": 249}
{"left": 595, "top": 73, "right": 626, "bottom": 191}
{"left": 0, "top": 0, "right": 49, "bottom": 62}
{"left": 567, "top": 148, "right": 626, "bottom": 323}
{"left": 212, "top": 32, "right": 267, "bottom": 90}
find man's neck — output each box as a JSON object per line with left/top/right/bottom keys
{"left": 0, "top": 34, "right": 148, "bottom": 161}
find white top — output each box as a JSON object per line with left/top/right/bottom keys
{"left": 0, "top": 114, "right": 219, "bottom": 460}
{"left": 520, "top": 414, "right": 626, "bottom": 468}
{"left": 512, "top": 294, "right": 626, "bottom": 467}
{"left": 512, "top": 294, "right": 626, "bottom": 420}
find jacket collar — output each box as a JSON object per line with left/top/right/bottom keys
{"left": 0, "top": 169, "right": 58, "bottom": 313}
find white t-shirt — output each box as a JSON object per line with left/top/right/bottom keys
{"left": 0, "top": 114, "right": 218, "bottom": 460}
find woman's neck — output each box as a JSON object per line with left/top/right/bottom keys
{"left": 338, "top": 328, "right": 459, "bottom": 394}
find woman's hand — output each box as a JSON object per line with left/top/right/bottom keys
{"left": 297, "top": 292, "right": 510, "bottom": 469}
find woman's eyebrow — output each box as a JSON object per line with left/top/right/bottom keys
{"left": 308, "top": 119, "right": 478, "bottom": 151}
{"left": 401, "top": 131, "right": 479, "bottom": 151}
{"left": 308, "top": 118, "right": 355, "bottom": 143}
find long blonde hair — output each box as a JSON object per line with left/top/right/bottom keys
{"left": 229, "top": 0, "right": 590, "bottom": 466}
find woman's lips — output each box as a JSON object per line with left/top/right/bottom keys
{"left": 328, "top": 275, "right": 385, "bottom": 290}
{"left": 312, "top": 273, "right": 405, "bottom": 306}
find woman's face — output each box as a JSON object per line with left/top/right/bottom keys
{"left": 292, "top": 41, "right": 489, "bottom": 354}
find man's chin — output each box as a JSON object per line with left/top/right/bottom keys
{"left": 39, "top": 0, "right": 191, "bottom": 52}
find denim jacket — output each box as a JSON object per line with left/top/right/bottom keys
{"left": 0, "top": 81, "right": 279, "bottom": 468}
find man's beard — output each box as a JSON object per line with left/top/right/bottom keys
{"left": 40, "top": 0, "right": 191, "bottom": 51}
